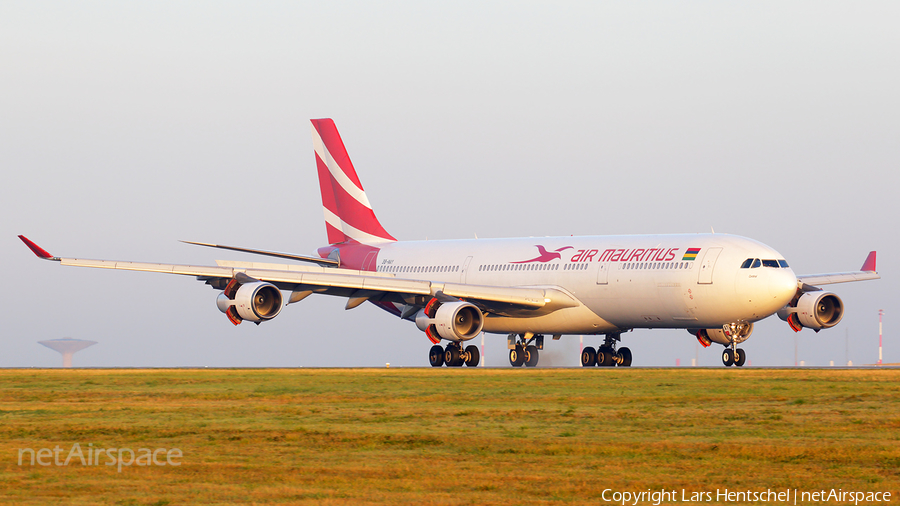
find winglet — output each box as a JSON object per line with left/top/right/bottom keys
{"left": 861, "top": 251, "right": 877, "bottom": 272}
{"left": 18, "top": 235, "right": 58, "bottom": 260}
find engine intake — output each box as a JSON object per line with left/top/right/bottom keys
{"left": 217, "top": 280, "right": 283, "bottom": 325}
{"left": 415, "top": 300, "right": 484, "bottom": 342}
{"left": 778, "top": 291, "right": 843, "bottom": 331}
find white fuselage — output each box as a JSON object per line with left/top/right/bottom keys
{"left": 368, "top": 233, "right": 798, "bottom": 335}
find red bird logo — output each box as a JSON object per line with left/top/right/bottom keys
{"left": 512, "top": 245, "right": 573, "bottom": 263}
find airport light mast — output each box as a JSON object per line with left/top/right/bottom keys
{"left": 878, "top": 309, "right": 884, "bottom": 366}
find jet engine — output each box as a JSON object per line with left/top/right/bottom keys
{"left": 777, "top": 291, "right": 843, "bottom": 332}
{"left": 690, "top": 322, "right": 754, "bottom": 347}
{"left": 216, "top": 277, "right": 283, "bottom": 325}
{"left": 415, "top": 299, "right": 484, "bottom": 342}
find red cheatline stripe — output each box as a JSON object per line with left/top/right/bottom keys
{"left": 311, "top": 119, "right": 364, "bottom": 190}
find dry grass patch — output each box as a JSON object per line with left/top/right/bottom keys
{"left": 0, "top": 368, "right": 897, "bottom": 504}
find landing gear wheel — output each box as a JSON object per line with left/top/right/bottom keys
{"left": 722, "top": 348, "right": 735, "bottom": 367}
{"left": 464, "top": 345, "right": 480, "bottom": 367}
{"left": 617, "top": 347, "right": 632, "bottom": 367}
{"left": 524, "top": 345, "right": 539, "bottom": 367}
{"left": 445, "top": 345, "right": 464, "bottom": 367}
{"left": 509, "top": 345, "right": 525, "bottom": 367}
{"left": 581, "top": 347, "right": 597, "bottom": 367}
{"left": 734, "top": 348, "right": 746, "bottom": 367}
{"left": 597, "top": 346, "right": 615, "bottom": 366}
{"left": 429, "top": 345, "right": 445, "bottom": 367}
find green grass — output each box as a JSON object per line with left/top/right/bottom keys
{"left": 0, "top": 368, "right": 898, "bottom": 504}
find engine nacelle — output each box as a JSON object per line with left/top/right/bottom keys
{"left": 689, "top": 322, "right": 754, "bottom": 346}
{"left": 415, "top": 300, "right": 484, "bottom": 342}
{"left": 217, "top": 281, "right": 283, "bottom": 325}
{"left": 778, "top": 291, "right": 843, "bottom": 331}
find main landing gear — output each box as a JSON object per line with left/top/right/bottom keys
{"left": 429, "top": 342, "right": 480, "bottom": 367}
{"left": 508, "top": 333, "right": 542, "bottom": 367}
{"left": 581, "top": 333, "right": 632, "bottom": 367}
{"left": 721, "top": 345, "right": 747, "bottom": 367}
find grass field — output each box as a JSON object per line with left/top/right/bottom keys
{"left": 1, "top": 368, "right": 898, "bottom": 505}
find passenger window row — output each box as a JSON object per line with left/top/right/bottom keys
{"left": 480, "top": 263, "right": 560, "bottom": 272}
{"left": 379, "top": 264, "right": 459, "bottom": 273}
{"left": 623, "top": 262, "right": 692, "bottom": 270}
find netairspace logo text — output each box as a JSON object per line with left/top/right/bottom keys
{"left": 18, "top": 443, "right": 182, "bottom": 472}
{"left": 601, "top": 488, "right": 893, "bottom": 506}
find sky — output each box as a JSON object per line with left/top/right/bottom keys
{"left": 2, "top": 1, "right": 898, "bottom": 368}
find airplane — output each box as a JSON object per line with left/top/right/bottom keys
{"left": 20, "top": 118, "right": 880, "bottom": 368}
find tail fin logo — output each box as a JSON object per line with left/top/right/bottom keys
{"left": 310, "top": 119, "right": 396, "bottom": 245}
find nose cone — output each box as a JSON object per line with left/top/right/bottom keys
{"left": 769, "top": 268, "right": 798, "bottom": 306}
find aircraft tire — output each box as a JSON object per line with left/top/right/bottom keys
{"left": 618, "top": 347, "right": 632, "bottom": 367}
{"left": 445, "top": 346, "right": 463, "bottom": 367}
{"left": 524, "top": 345, "right": 539, "bottom": 367}
{"left": 734, "top": 348, "right": 746, "bottom": 367}
{"left": 509, "top": 346, "right": 525, "bottom": 367}
{"left": 722, "top": 348, "right": 735, "bottom": 367}
{"left": 598, "top": 346, "right": 615, "bottom": 366}
{"left": 581, "top": 347, "right": 596, "bottom": 367}
{"left": 464, "top": 345, "right": 480, "bottom": 367}
{"left": 429, "top": 345, "right": 445, "bottom": 367}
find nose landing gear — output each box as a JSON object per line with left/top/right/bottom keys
{"left": 722, "top": 345, "right": 747, "bottom": 367}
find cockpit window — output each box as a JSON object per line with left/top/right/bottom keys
{"left": 742, "top": 258, "right": 790, "bottom": 269}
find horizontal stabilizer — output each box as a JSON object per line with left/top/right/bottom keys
{"left": 182, "top": 241, "right": 339, "bottom": 267}
{"left": 797, "top": 251, "right": 879, "bottom": 287}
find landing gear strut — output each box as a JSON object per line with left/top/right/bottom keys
{"left": 508, "top": 333, "right": 542, "bottom": 367}
{"left": 428, "top": 342, "right": 479, "bottom": 367}
{"left": 722, "top": 344, "right": 746, "bottom": 367}
{"left": 582, "top": 333, "right": 632, "bottom": 367}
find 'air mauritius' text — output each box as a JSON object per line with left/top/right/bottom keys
{"left": 571, "top": 248, "right": 681, "bottom": 263}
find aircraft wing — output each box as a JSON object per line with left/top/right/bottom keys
{"left": 796, "top": 251, "right": 880, "bottom": 289}
{"left": 19, "top": 236, "right": 579, "bottom": 316}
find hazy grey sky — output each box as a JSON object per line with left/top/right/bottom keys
{"left": 3, "top": 1, "right": 897, "bottom": 367}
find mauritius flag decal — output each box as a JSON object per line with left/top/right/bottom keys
{"left": 683, "top": 248, "right": 702, "bottom": 261}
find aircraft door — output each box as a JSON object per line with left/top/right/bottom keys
{"left": 697, "top": 247, "right": 722, "bottom": 284}
{"left": 460, "top": 256, "right": 473, "bottom": 283}
{"left": 596, "top": 262, "right": 609, "bottom": 285}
